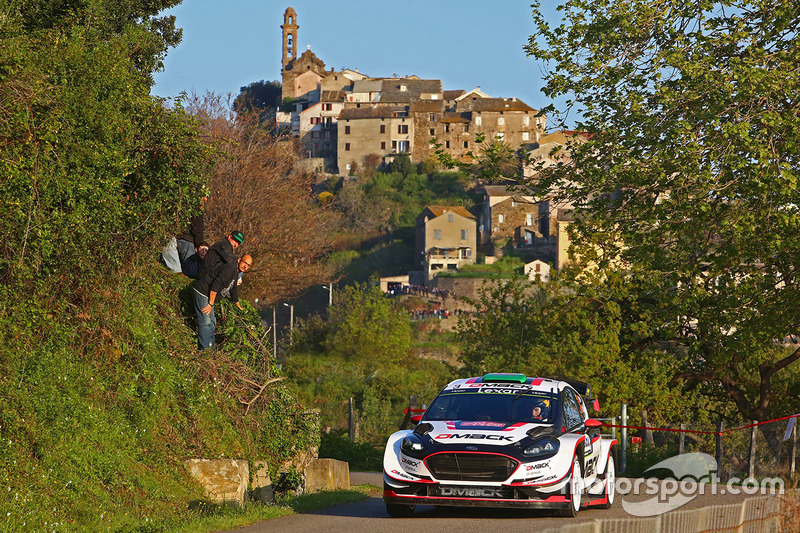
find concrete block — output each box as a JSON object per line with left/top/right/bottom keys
{"left": 304, "top": 458, "right": 350, "bottom": 493}
{"left": 184, "top": 458, "right": 249, "bottom": 507}
{"left": 250, "top": 460, "right": 274, "bottom": 503}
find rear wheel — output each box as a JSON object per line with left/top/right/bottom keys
{"left": 559, "top": 455, "right": 582, "bottom": 517}
{"left": 598, "top": 453, "right": 616, "bottom": 509}
{"left": 386, "top": 503, "right": 416, "bottom": 517}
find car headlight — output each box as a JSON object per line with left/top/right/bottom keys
{"left": 401, "top": 435, "right": 425, "bottom": 456}
{"left": 522, "top": 438, "right": 560, "bottom": 458}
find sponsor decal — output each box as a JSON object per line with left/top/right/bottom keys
{"left": 439, "top": 486, "right": 509, "bottom": 498}
{"left": 447, "top": 421, "right": 506, "bottom": 428}
{"left": 434, "top": 433, "right": 514, "bottom": 441}
{"left": 390, "top": 469, "right": 416, "bottom": 481}
{"left": 525, "top": 461, "right": 551, "bottom": 471}
{"left": 401, "top": 457, "right": 419, "bottom": 467}
{"left": 586, "top": 457, "right": 597, "bottom": 477}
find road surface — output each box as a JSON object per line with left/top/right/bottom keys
{"left": 222, "top": 472, "right": 767, "bottom": 533}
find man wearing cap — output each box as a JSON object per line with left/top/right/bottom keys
{"left": 193, "top": 254, "right": 253, "bottom": 350}
{"left": 200, "top": 230, "right": 243, "bottom": 280}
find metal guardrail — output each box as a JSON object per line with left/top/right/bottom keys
{"left": 538, "top": 495, "right": 782, "bottom": 533}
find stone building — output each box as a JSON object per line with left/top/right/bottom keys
{"left": 415, "top": 206, "right": 478, "bottom": 281}
{"left": 279, "top": 7, "right": 547, "bottom": 175}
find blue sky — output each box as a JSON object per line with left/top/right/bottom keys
{"left": 151, "top": 1, "right": 567, "bottom": 124}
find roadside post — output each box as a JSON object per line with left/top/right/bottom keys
{"left": 620, "top": 403, "right": 627, "bottom": 474}
{"left": 748, "top": 421, "right": 757, "bottom": 479}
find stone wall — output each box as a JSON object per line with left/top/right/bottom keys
{"left": 184, "top": 459, "right": 249, "bottom": 507}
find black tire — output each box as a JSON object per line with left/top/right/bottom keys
{"left": 386, "top": 503, "right": 416, "bottom": 517}
{"left": 559, "top": 455, "right": 583, "bottom": 517}
{"left": 598, "top": 451, "right": 616, "bottom": 509}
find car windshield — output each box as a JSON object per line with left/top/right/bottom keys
{"left": 424, "top": 391, "right": 558, "bottom": 424}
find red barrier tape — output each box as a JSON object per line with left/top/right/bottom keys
{"left": 602, "top": 413, "right": 800, "bottom": 437}
{"left": 403, "top": 408, "right": 426, "bottom": 414}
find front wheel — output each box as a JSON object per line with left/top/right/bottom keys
{"left": 598, "top": 452, "right": 616, "bottom": 509}
{"left": 559, "top": 455, "right": 583, "bottom": 517}
{"left": 386, "top": 503, "right": 416, "bottom": 517}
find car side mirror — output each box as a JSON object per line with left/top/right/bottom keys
{"left": 585, "top": 418, "right": 602, "bottom": 428}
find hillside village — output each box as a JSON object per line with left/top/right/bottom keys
{"left": 276, "top": 6, "right": 585, "bottom": 289}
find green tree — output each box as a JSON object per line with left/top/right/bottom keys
{"left": 326, "top": 283, "right": 411, "bottom": 364}
{"left": 233, "top": 79, "right": 281, "bottom": 120}
{"left": 526, "top": 0, "right": 800, "bottom": 446}
{"left": 387, "top": 153, "right": 414, "bottom": 177}
{"left": 458, "top": 277, "right": 694, "bottom": 424}
{"left": 0, "top": 0, "right": 208, "bottom": 283}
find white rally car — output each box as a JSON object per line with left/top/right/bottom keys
{"left": 383, "top": 373, "right": 617, "bottom": 517}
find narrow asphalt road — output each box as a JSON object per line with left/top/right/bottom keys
{"left": 220, "top": 472, "right": 768, "bottom": 533}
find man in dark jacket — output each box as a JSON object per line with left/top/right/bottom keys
{"left": 193, "top": 254, "right": 253, "bottom": 350}
{"left": 201, "top": 230, "right": 243, "bottom": 280}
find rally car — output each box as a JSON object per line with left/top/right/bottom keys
{"left": 383, "top": 373, "right": 617, "bottom": 517}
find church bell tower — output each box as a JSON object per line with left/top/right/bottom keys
{"left": 281, "top": 7, "right": 298, "bottom": 72}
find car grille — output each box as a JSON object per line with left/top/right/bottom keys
{"left": 425, "top": 453, "right": 518, "bottom": 482}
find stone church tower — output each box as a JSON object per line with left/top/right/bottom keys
{"left": 281, "top": 7, "right": 298, "bottom": 73}
{"left": 280, "top": 7, "right": 327, "bottom": 101}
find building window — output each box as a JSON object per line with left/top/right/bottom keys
{"left": 430, "top": 113, "right": 436, "bottom": 121}
{"left": 311, "top": 131, "right": 318, "bottom": 139}
{"left": 464, "top": 124, "right": 470, "bottom": 133}
{"left": 345, "top": 143, "right": 350, "bottom": 151}
{"left": 345, "top": 125, "right": 351, "bottom": 134}
{"left": 526, "top": 213, "right": 534, "bottom": 226}
{"left": 448, "top": 214, "right": 454, "bottom": 222}
{"left": 499, "top": 214, "right": 505, "bottom": 223}
{"left": 523, "top": 115, "right": 530, "bottom": 126}
{"left": 430, "top": 128, "right": 435, "bottom": 136}
{"left": 444, "top": 124, "right": 450, "bottom": 133}
{"left": 397, "top": 140, "right": 409, "bottom": 152}
{"left": 324, "top": 130, "right": 331, "bottom": 139}
{"left": 381, "top": 141, "right": 386, "bottom": 149}
{"left": 380, "top": 124, "right": 386, "bottom": 134}
{"left": 498, "top": 116, "right": 505, "bottom": 126}
{"left": 445, "top": 141, "right": 450, "bottom": 148}
{"left": 323, "top": 103, "right": 332, "bottom": 111}
{"left": 398, "top": 124, "right": 408, "bottom": 134}
{"left": 475, "top": 115, "right": 482, "bottom": 126}
{"left": 434, "top": 229, "right": 441, "bottom": 240}
{"left": 465, "top": 248, "right": 472, "bottom": 259}
{"left": 496, "top": 132, "right": 505, "bottom": 141}
{"left": 522, "top": 131, "right": 530, "bottom": 141}
{"left": 463, "top": 141, "right": 468, "bottom": 148}
{"left": 512, "top": 200, "right": 517, "bottom": 207}
{"left": 461, "top": 229, "right": 468, "bottom": 240}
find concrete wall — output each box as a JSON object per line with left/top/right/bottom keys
{"left": 338, "top": 116, "right": 411, "bottom": 174}
{"left": 304, "top": 458, "right": 350, "bottom": 493}
{"left": 184, "top": 459, "right": 249, "bottom": 507}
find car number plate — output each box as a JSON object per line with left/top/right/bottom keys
{"left": 430, "top": 485, "right": 513, "bottom": 499}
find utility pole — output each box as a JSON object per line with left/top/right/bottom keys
{"left": 272, "top": 306, "right": 277, "bottom": 357}
{"left": 283, "top": 302, "right": 294, "bottom": 344}
{"left": 324, "top": 283, "right": 333, "bottom": 307}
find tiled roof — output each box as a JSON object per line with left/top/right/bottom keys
{"left": 352, "top": 79, "right": 383, "bottom": 93}
{"left": 472, "top": 98, "right": 536, "bottom": 113}
{"left": 378, "top": 78, "right": 443, "bottom": 103}
{"left": 482, "top": 185, "right": 535, "bottom": 197}
{"left": 425, "top": 205, "right": 476, "bottom": 219}
{"left": 321, "top": 90, "right": 347, "bottom": 103}
{"left": 409, "top": 100, "right": 444, "bottom": 113}
{"left": 443, "top": 89, "right": 466, "bottom": 100}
